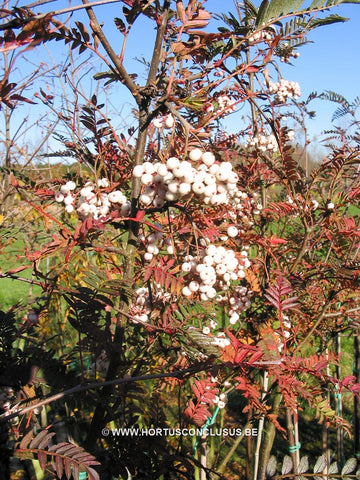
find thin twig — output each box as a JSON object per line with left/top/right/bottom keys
{"left": 81, "top": 0, "right": 140, "bottom": 101}
{"left": 0, "top": 366, "right": 205, "bottom": 424}
{"left": 0, "top": 0, "right": 126, "bottom": 23}
{"left": 218, "top": 420, "right": 253, "bottom": 474}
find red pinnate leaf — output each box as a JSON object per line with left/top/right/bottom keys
{"left": 19, "top": 430, "right": 34, "bottom": 450}
{"left": 86, "top": 466, "right": 100, "bottom": 480}
{"left": 64, "top": 458, "right": 72, "bottom": 479}
{"left": 55, "top": 455, "right": 64, "bottom": 478}
{"left": 38, "top": 451, "right": 47, "bottom": 471}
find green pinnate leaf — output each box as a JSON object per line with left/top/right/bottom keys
{"left": 256, "top": 0, "right": 269, "bottom": 25}
{"left": 308, "top": 13, "right": 349, "bottom": 29}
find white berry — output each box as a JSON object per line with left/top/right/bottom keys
{"left": 189, "top": 148, "right": 203, "bottom": 161}
{"left": 227, "top": 226, "right": 238, "bottom": 238}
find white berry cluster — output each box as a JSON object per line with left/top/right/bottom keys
{"left": 91, "top": 350, "right": 109, "bottom": 377}
{"left": 227, "top": 285, "right": 253, "bottom": 324}
{"left": 277, "top": 315, "right": 292, "bottom": 351}
{"left": 268, "top": 79, "right": 301, "bottom": 103}
{"left": 131, "top": 288, "right": 151, "bottom": 324}
{"left": 286, "top": 194, "right": 323, "bottom": 214}
{"left": 213, "top": 392, "right": 227, "bottom": 409}
{"left": 54, "top": 180, "right": 77, "bottom": 213}
{"left": 55, "top": 179, "right": 131, "bottom": 220}
{"left": 280, "top": 50, "right": 300, "bottom": 63}
{"left": 1, "top": 394, "right": 21, "bottom": 424}
{"left": 247, "top": 133, "right": 278, "bottom": 152}
{"left": 286, "top": 130, "right": 295, "bottom": 142}
{"left": 223, "top": 194, "right": 263, "bottom": 228}
{"left": 138, "top": 229, "right": 174, "bottom": 262}
{"left": 0, "top": 387, "right": 14, "bottom": 407}
{"left": 130, "top": 285, "right": 172, "bottom": 324}
{"left": 311, "top": 199, "right": 319, "bottom": 210}
{"left": 248, "top": 30, "right": 272, "bottom": 43}
{"left": 202, "top": 318, "right": 218, "bottom": 335}
{"left": 133, "top": 150, "right": 240, "bottom": 208}
{"left": 180, "top": 244, "right": 251, "bottom": 302}
{"left": 283, "top": 315, "right": 291, "bottom": 339}
{"left": 205, "top": 95, "right": 236, "bottom": 115}
{"left": 211, "top": 332, "right": 231, "bottom": 349}
{"left": 153, "top": 114, "right": 175, "bottom": 130}
{"left": 217, "top": 95, "right": 236, "bottom": 113}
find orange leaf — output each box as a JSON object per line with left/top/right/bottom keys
{"left": 268, "top": 235, "right": 287, "bottom": 245}
{"left": 245, "top": 269, "right": 261, "bottom": 293}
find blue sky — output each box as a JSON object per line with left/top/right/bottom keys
{"left": 279, "top": 3, "right": 360, "bottom": 139}
{"left": 77, "top": 0, "right": 360, "bottom": 139}
{"left": 123, "top": 0, "right": 360, "bottom": 137}
{"left": 205, "top": 1, "right": 359, "bottom": 143}
{"left": 3, "top": 0, "right": 360, "bottom": 155}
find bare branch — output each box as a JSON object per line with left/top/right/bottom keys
{"left": 0, "top": 366, "right": 206, "bottom": 424}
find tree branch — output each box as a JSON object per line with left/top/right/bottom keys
{"left": 0, "top": 366, "right": 205, "bottom": 425}
{"left": 82, "top": 0, "right": 140, "bottom": 102}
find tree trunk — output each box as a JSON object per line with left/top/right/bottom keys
{"left": 257, "top": 390, "right": 282, "bottom": 480}
{"left": 354, "top": 329, "right": 360, "bottom": 463}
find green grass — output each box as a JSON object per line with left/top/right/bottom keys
{"left": 347, "top": 204, "right": 360, "bottom": 216}
{"left": 0, "top": 277, "right": 35, "bottom": 310}
{"left": 0, "top": 235, "right": 42, "bottom": 311}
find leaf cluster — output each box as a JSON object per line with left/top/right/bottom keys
{"left": 266, "top": 453, "right": 359, "bottom": 479}
{"left": 15, "top": 429, "right": 100, "bottom": 480}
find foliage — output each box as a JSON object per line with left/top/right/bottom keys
{"left": 15, "top": 429, "right": 100, "bottom": 480}
{"left": 266, "top": 453, "right": 360, "bottom": 479}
